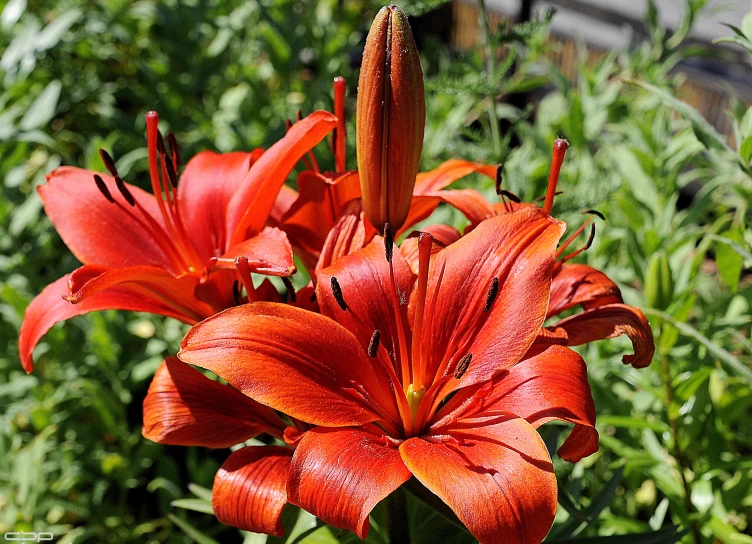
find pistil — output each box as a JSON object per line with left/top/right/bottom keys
{"left": 542, "top": 138, "right": 568, "bottom": 215}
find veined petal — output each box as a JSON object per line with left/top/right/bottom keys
{"left": 281, "top": 171, "right": 360, "bottom": 264}
{"left": 400, "top": 225, "right": 461, "bottom": 274}
{"left": 414, "top": 159, "right": 497, "bottom": 194}
{"left": 213, "top": 446, "right": 292, "bottom": 536}
{"left": 179, "top": 302, "right": 400, "bottom": 427}
{"left": 400, "top": 416, "right": 556, "bottom": 544}
{"left": 419, "top": 208, "right": 565, "bottom": 390}
{"left": 405, "top": 190, "right": 496, "bottom": 235}
{"left": 315, "top": 199, "right": 368, "bottom": 271}
{"left": 207, "top": 227, "right": 296, "bottom": 277}
{"left": 400, "top": 159, "right": 496, "bottom": 235}
{"left": 542, "top": 303, "right": 655, "bottom": 368}
{"left": 65, "top": 264, "right": 207, "bottom": 314}
{"left": 227, "top": 111, "right": 337, "bottom": 244}
{"left": 19, "top": 272, "right": 204, "bottom": 373}
{"left": 270, "top": 184, "right": 299, "bottom": 226}
{"left": 288, "top": 427, "right": 411, "bottom": 539}
{"left": 142, "top": 357, "right": 285, "bottom": 448}
{"left": 40, "top": 167, "right": 176, "bottom": 271}
{"left": 177, "top": 150, "right": 261, "bottom": 262}
{"left": 549, "top": 264, "right": 622, "bottom": 318}
{"left": 316, "top": 236, "right": 416, "bottom": 360}
{"left": 434, "top": 345, "right": 598, "bottom": 462}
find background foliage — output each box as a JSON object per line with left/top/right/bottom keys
{"left": 1, "top": 0, "right": 750, "bottom": 542}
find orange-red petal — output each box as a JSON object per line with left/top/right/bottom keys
{"left": 206, "top": 226, "right": 296, "bottom": 277}
{"left": 543, "top": 303, "right": 655, "bottom": 368}
{"left": 227, "top": 111, "right": 337, "bottom": 244}
{"left": 176, "top": 150, "right": 259, "bottom": 262}
{"left": 549, "top": 263, "right": 622, "bottom": 318}
{"left": 40, "top": 167, "right": 176, "bottom": 271}
{"left": 18, "top": 272, "right": 203, "bottom": 373}
{"left": 142, "top": 357, "right": 284, "bottom": 447}
{"left": 315, "top": 199, "right": 368, "bottom": 271}
{"left": 434, "top": 345, "right": 598, "bottom": 462}
{"left": 280, "top": 170, "right": 360, "bottom": 265}
{"left": 400, "top": 417, "right": 556, "bottom": 544}
{"left": 418, "top": 208, "right": 565, "bottom": 390}
{"left": 400, "top": 224, "right": 461, "bottom": 274}
{"left": 288, "top": 427, "right": 411, "bottom": 539}
{"left": 179, "top": 302, "right": 400, "bottom": 427}
{"left": 316, "top": 236, "right": 416, "bottom": 360}
{"left": 213, "top": 446, "right": 292, "bottom": 536}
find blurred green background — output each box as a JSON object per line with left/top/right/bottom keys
{"left": 1, "top": 0, "right": 751, "bottom": 542}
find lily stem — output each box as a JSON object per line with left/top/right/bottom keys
{"left": 659, "top": 339, "right": 701, "bottom": 544}
{"left": 385, "top": 487, "right": 411, "bottom": 544}
{"left": 476, "top": 0, "right": 502, "bottom": 158}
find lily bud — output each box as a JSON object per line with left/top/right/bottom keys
{"left": 644, "top": 251, "right": 674, "bottom": 310}
{"left": 357, "top": 5, "right": 426, "bottom": 233}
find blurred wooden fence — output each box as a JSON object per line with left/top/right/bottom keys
{"left": 451, "top": 0, "right": 752, "bottom": 139}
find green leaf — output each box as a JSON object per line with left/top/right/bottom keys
{"left": 401, "top": 0, "right": 452, "bottom": 17}
{"left": 627, "top": 80, "right": 748, "bottom": 173}
{"left": 188, "top": 483, "right": 214, "bottom": 502}
{"left": 19, "top": 80, "right": 61, "bottom": 131}
{"left": 740, "top": 135, "right": 752, "bottom": 163}
{"left": 168, "top": 514, "right": 221, "bottom": 544}
{"left": 714, "top": 228, "right": 745, "bottom": 292}
{"left": 644, "top": 308, "right": 752, "bottom": 383}
{"left": 549, "top": 527, "right": 685, "bottom": 544}
{"left": 742, "top": 12, "right": 752, "bottom": 41}
{"left": 171, "top": 498, "right": 214, "bottom": 515}
{"left": 550, "top": 467, "right": 625, "bottom": 539}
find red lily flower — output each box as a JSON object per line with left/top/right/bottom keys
{"left": 19, "top": 110, "right": 337, "bottom": 372}
{"left": 179, "top": 207, "right": 598, "bottom": 543}
{"left": 142, "top": 356, "right": 294, "bottom": 535}
{"left": 270, "top": 78, "right": 497, "bottom": 270}
{"left": 408, "top": 140, "right": 656, "bottom": 368}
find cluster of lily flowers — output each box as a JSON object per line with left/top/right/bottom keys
{"left": 19, "top": 6, "right": 655, "bottom": 544}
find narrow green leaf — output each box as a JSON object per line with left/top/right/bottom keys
{"left": 714, "top": 228, "right": 745, "bottom": 292}
{"left": 168, "top": 514, "right": 221, "bottom": 544}
{"left": 644, "top": 308, "right": 752, "bottom": 383}
{"left": 19, "top": 80, "right": 61, "bottom": 131}
{"left": 171, "top": 498, "right": 214, "bottom": 515}
{"left": 549, "top": 527, "right": 685, "bottom": 544}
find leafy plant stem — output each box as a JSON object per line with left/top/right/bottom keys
{"left": 386, "top": 487, "right": 411, "bottom": 544}
{"left": 659, "top": 336, "right": 701, "bottom": 544}
{"left": 476, "top": 0, "right": 502, "bottom": 157}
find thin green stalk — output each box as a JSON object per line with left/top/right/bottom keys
{"left": 476, "top": 0, "right": 502, "bottom": 157}
{"left": 659, "top": 334, "right": 702, "bottom": 544}
{"left": 385, "top": 487, "right": 411, "bottom": 544}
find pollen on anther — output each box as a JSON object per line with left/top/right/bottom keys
{"left": 368, "top": 329, "right": 381, "bottom": 358}
{"left": 93, "top": 175, "right": 115, "bottom": 203}
{"left": 98, "top": 149, "right": 118, "bottom": 177}
{"left": 330, "top": 276, "right": 347, "bottom": 311}
{"left": 383, "top": 223, "right": 394, "bottom": 263}
{"left": 484, "top": 277, "right": 499, "bottom": 312}
{"left": 454, "top": 353, "right": 472, "bottom": 379}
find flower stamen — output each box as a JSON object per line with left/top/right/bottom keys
{"left": 368, "top": 329, "right": 381, "bottom": 358}
{"left": 484, "top": 277, "right": 499, "bottom": 313}
{"left": 93, "top": 174, "right": 115, "bottom": 203}
{"left": 330, "top": 276, "right": 348, "bottom": 311}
